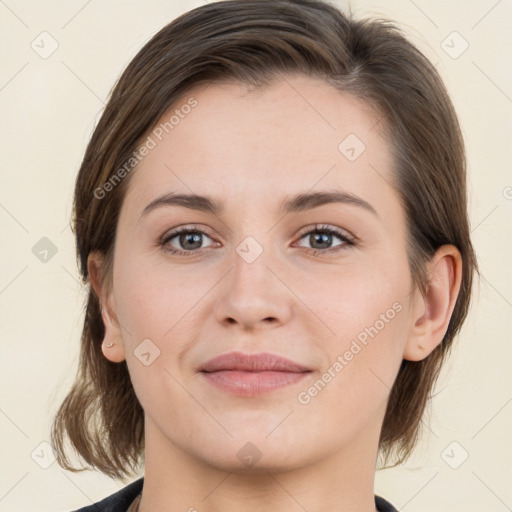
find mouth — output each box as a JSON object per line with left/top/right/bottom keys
{"left": 199, "top": 351, "right": 312, "bottom": 397}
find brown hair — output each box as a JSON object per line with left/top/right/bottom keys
{"left": 50, "top": 0, "right": 478, "bottom": 479}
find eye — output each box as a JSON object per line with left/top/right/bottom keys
{"left": 159, "top": 223, "right": 356, "bottom": 257}
{"left": 160, "top": 226, "right": 217, "bottom": 256}
{"left": 294, "top": 224, "right": 355, "bottom": 254}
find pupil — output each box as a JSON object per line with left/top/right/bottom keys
{"left": 311, "top": 233, "right": 331, "bottom": 249}
{"left": 181, "top": 232, "right": 202, "bottom": 250}
{"left": 177, "top": 232, "right": 333, "bottom": 251}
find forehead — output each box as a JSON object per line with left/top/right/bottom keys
{"left": 122, "top": 76, "right": 395, "bottom": 218}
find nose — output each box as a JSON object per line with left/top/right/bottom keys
{"left": 213, "top": 241, "right": 293, "bottom": 331}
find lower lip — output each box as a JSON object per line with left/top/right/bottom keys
{"left": 201, "top": 370, "right": 310, "bottom": 397}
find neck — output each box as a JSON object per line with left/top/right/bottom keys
{"left": 138, "top": 416, "right": 381, "bottom": 512}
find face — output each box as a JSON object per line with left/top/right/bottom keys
{"left": 101, "top": 76, "right": 420, "bottom": 472}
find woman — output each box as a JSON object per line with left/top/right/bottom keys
{"left": 51, "top": 1, "right": 477, "bottom": 511}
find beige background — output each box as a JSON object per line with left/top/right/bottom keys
{"left": 1, "top": 0, "right": 511, "bottom": 511}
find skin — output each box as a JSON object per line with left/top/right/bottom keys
{"left": 89, "top": 75, "right": 462, "bottom": 512}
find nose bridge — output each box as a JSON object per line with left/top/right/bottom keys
{"left": 214, "top": 229, "right": 292, "bottom": 329}
{"left": 233, "top": 234, "right": 272, "bottom": 290}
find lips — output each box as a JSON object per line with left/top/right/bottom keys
{"left": 199, "top": 351, "right": 311, "bottom": 397}
{"left": 200, "top": 351, "right": 310, "bottom": 373}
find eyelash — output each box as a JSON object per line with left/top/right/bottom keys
{"left": 159, "top": 223, "right": 356, "bottom": 257}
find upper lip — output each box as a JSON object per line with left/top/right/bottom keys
{"left": 200, "top": 351, "right": 310, "bottom": 372}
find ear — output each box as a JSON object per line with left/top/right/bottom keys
{"left": 403, "top": 245, "right": 463, "bottom": 361}
{"left": 87, "top": 251, "right": 126, "bottom": 363}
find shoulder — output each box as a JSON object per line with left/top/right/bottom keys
{"left": 71, "top": 477, "right": 144, "bottom": 512}
{"left": 375, "top": 494, "right": 399, "bottom": 512}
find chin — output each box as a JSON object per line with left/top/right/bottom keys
{"left": 190, "top": 432, "right": 311, "bottom": 475}
{"left": 201, "top": 449, "right": 309, "bottom": 475}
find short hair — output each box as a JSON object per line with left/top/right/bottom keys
{"left": 51, "top": 0, "right": 478, "bottom": 479}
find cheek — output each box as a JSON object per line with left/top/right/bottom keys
{"left": 112, "top": 257, "right": 196, "bottom": 412}
{"left": 112, "top": 250, "right": 204, "bottom": 342}
{"left": 308, "top": 257, "right": 410, "bottom": 389}
{"left": 297, "top": 289, "right": 407, "bottom": 439}
{"left": 305, "top": 252, "right": 409, "bottom": 334}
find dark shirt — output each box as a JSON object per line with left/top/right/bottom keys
{"left": 72, "top": 477, "right": 398, "bottom": 512}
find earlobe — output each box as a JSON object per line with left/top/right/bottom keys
{"left": 403, "top": 245, "right": 463, "bottom": 362}
{"left": 87, "top": 251, "right": 126, "bottom": 363}
{"left": 100, "top": 307, "right": 126, "bottom": 363}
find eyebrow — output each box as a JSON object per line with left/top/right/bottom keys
{"left": 139, "top": 189, "right": 378, "bottom": 220}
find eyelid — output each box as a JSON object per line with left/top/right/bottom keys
{"left": 159, "top": 224, "right": 219, "bottom": 256}
{"left": 295, "top": 223, "right": 356, "bottom": 244}
{"left": 160, "top": 224, "right": 217, "bottom": 243}
{"left": 160, "top": 223, "right": 357, "bottom": 256}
